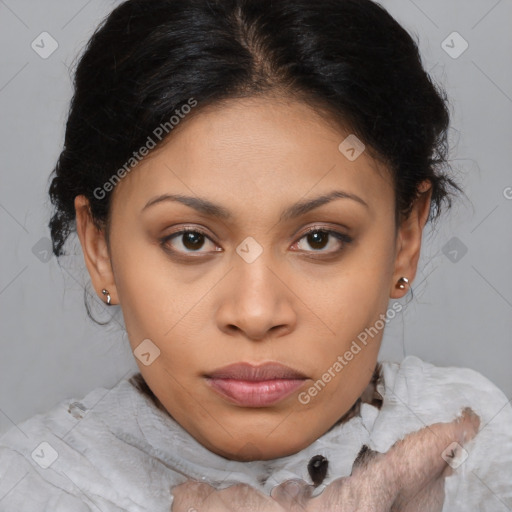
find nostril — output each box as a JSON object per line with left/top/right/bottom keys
{"left": 307, "top": 454, "right": 329, "bottom": 486}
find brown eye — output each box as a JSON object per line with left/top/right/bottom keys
{"left": 293, "top": 227, "right": 352, "bottom": 254}
{"left": 305, "top": 230, "right": 329, "bottom": 250}
{"left": 180, "top": 231, "right": 206, "bottom": 251}
{"left": 160, "top": 228, "right": 219, "bottom": 255}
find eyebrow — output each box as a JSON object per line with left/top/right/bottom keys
{"left": 142, "top": 190, "right": 369, "bottom": 221}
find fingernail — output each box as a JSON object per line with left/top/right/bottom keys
{"left": 287, "top": 481, "right": 301, "bottom": 497}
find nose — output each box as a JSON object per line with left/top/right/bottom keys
{"left": 215, "top": 255, "right": 297, "bottom": 341}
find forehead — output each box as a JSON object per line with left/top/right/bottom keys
{"left": 111, "top": 96, "right": 394, "bottom": 220}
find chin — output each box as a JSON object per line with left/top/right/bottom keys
{"left": 209, "top": 433, "right": 311, "bottom": 462}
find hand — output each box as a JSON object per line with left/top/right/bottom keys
{"left": 171, "top": 479, "right": 289, "bottom": 512}
{"left": 171, "top": 407, "right": 480, "bottom": 512}
{"left": 299, "top": 406, "right": 480, "bottom": 511}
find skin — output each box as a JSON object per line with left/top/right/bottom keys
{"left": 74, "top": 94, "right": 432, "bottom": 463}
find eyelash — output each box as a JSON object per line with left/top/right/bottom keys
{"left": 159, "top": 225, "right": 353, "bottom": 259}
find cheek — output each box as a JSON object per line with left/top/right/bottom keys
{"left": 314, "top": 232, "right": 395, "bottom": 334}
{"left": 304, "top": 230, "right": 395, "bottom": 392}
{"left": 110, "top": 232, "right": 216, "bottom": 382}
{"left": 109, "top": 226, "right": 177, "bottom": 344}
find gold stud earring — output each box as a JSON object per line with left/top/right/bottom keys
{"left": 396, "top": 277, "right": 409, "bottom": 290}
{"left": 101, "top": 288, "right": 112, "bottom": 305}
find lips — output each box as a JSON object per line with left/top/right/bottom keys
{"left": 204, "top": 362, "right": 308, "bottom": 407}
{"left": 206, "top": 362, "right": 307, "bottom": 381}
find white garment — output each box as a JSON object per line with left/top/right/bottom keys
{"left": 0, "top": 355, "right": 511, "bottom": 511}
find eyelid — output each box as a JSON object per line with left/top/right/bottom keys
{"left": 297, "top": 223, "right": 351, "bottom": 238}
{"left": 162, "top": 225, "right": 216, "bottom": 241}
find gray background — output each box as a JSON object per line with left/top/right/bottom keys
{"left": 0, "top": 0, "right": 511, "bottom": 436}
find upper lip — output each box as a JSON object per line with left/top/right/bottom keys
{"left": 205, "top": 362, "right": 307, "bottom": 381}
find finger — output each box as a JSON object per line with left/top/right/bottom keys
{"left": 171, "top": 480, "right": 217, "bottom": 511}
{"left": 213, "top": 482, "right": 286, "bottom": 512}
{"left": 384, "top": 407, "right": 481, "bottom": 507}
{"left": 305, "top": 475, "right": 373, "bottom": 512}
{"left": 454, "top": 406, "right": 481, "bottom": 444}
{"left": 393, "top": 474, "right": 446, "bottom": 512}
{"left": 307, "top": 408, "right": 482, "bottom": 512}
{"left": 270, "top": 478, "right": 314, "bottom": 511}
{"left": 440, "top": 406, "right": 481, "bottom": 479}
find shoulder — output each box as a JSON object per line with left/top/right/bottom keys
{"left": 0, "top": 373, "right": 178, "bottom": 511}
{"left": 378, "top": 354, "right": 510, "bottom": 417}
{"left": 0, "top": 381, "right": 112, "bottom": 511}
{"left": 374, "top": 355, "right": 512, "bottom": 510}
{"left": 0, "top": 444, "right": 94, "bottom": 511}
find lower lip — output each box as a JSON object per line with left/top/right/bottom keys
{"left": 205, "top": 377, "right": 306, "bottom": 407}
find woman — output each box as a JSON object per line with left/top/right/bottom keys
{"left": 0, "top": 0, "right": 510, "bottom": 510}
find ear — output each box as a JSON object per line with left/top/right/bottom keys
{"left": 389, "top": 180, "right": 432, "bottom": 299}
{"left": 74, "top": 195, "right": 118, "bottom": 305}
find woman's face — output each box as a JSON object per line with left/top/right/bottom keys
{"left": 76, "top": 95, "right": 430, "bottom": 461}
